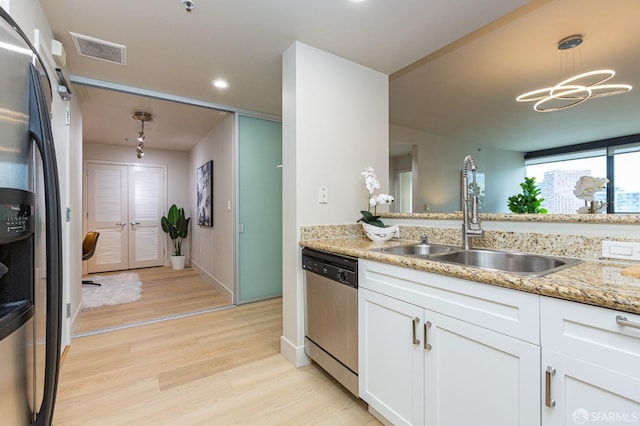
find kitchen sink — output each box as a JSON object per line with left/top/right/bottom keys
{"left": 371, "top": 244, "right": 582, "bottom": 276}
{"left": 429, "top": 249, "right": 582, "bottom": 276}
{"left": 372, "top": 243, "right": 456, "bottom": 256}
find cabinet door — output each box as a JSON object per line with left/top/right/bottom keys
{"left": 359, "top": 288, "right": 424, "bottom": 426}
{"left": 425, "top": 310, "right": 540, "bottom": 426}
{"left": 542, "top": 349, "right": 640, "bottom": 426}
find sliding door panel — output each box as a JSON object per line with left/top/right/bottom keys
{"left": 238, "top": 116, "right": 282, "bottom": 303}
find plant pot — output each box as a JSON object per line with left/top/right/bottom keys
{"left": 362, "top": 223, "right": 399, "bottom": 243}
{"left": 170, "top": 255, "right": 186, "bottom": 270}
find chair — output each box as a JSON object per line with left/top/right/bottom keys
{"left": 82, "top": 231, "right": 101, "bottom": 286}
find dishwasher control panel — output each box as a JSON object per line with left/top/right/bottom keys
{"left": 302, "top": 248, "right": 358, "bottom": 287}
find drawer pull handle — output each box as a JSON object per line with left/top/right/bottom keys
{"left": 616, "top": 315, "right": 640, "bottom": 330}
{"left": 412, "top": 317, "right": 420, "bottom": 345}
{"left": 545, "top": 366, "right": 556, "bottom": 408}
{"left": 424, "top": 321, "right": 432, "bottom": 350}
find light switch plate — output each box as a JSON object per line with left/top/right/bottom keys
{"left": 601, "top": 240, "right": 640, "bottom": 261}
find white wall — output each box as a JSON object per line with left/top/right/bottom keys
{"left": 67, "top": 95, "right": 83, "bottom": 334}
{"left": 390, "top": 124, "right": 525, "bottom": 213}
{"left": 281, "top": 41, "right": 389, "bottom": 366}
{"left": 484, "top": 147, "right": 526, "bottom": 213}
{"left": 189, "top": 114, "right": 234, "bottom": 296}
{"left": 83, "top": 142, "right": 191, "bottom": 263}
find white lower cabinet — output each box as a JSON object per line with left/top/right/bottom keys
{"left": 541, "top": 349, "right": 640, "bottom": 425}
{"left": 359, "top": 287, "right": 424, "bottom": 426}
{"left": 425, "top": 310, "right": 540, "bottom": 426}
{"left": 540, "top": 296, "right": 640, "bottom": 426}
{"left": 358, "top": 260, "right": 540, "bottom": 426}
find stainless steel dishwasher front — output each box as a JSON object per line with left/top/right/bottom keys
{"left": 302, "top": 248, "right": 358, "bottom": 396}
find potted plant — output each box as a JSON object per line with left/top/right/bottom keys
{"left": 161, "top": 204, "right": 191, "bottom": 270}
{"left": 507, "top": 177, "right": 548, "bottom": 214}
{"left": 357, "top": 167, "right": 398, "bottom": 242}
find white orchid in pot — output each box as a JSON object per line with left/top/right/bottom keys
{"left": 358, "top": 167, "right": 398, "bottom": 242}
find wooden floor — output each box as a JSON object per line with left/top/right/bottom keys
{"left": 54, "top": 298, "right": 379, "bottom": 425}
{"left": 76, "top": 266, "right": 231, "bottom": 334}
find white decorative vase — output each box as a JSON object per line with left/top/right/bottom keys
{"left": 170, "top": 255, "right": 186, "bottom": 270}
{"left": 362, "top": 223, "right": 399, "bottom": 243}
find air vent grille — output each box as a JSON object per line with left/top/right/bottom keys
{"left": 69, "top": 32, "right": 127, "bottom": 65}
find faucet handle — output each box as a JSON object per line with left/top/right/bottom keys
{"left": 420, "top": 234, "right": 428, "bottom": 245}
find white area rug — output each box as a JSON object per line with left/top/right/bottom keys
{"left": 82, "top": 272, "right": 143, "bottom": 310}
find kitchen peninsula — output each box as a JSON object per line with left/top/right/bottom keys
{"left": 300, "top": 213, "right": 640, "bottom": 314}
{"left": 300, "top": 216, "right": 640, "bottom": 425}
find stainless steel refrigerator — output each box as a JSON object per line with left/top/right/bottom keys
{"left": 0, "top": 7, "right": 63, "bottom": 426}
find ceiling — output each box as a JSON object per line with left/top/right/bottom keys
{"left": 38, "top": 0, "right": 640, "bottom": 154}
{"left": 76, "top": 86, "right": 231, "bottom": 151}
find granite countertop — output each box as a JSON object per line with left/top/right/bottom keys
{"left": 300, "top": 237, "right": 640, "bottom": 315}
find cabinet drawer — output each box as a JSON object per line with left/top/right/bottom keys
{"left": 541, "top": 296, "right": 640, "bottom": 378}
{"left": 359, "top": 260, "right": 540, "bottom": 344}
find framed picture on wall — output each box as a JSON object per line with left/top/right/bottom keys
{"left": 197, "top": 160, "right": 213, "bottom": 226}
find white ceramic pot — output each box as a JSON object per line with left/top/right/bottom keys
{"left": 170, "top": 255, "right": 186, "bottom": 270}
{"left": 362, "top": 223, "right": 399, "bottom": 243}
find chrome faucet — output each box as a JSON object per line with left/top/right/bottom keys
{"left": 461, "top": 155, "right": 483, "bottom": 250}
{"left": 420, "top": 234, "right": 428, "bottom": 245}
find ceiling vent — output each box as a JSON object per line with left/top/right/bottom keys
{"left": 69, "top": 32, "right": 127, "bottom": 65}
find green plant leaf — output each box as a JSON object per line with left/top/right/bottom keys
{"left": 357, "top": 210, "right": 386, "bottom": 227}
{"left": 507, "top": 177, "right": 547, "bottom": 214}
{"left": 161, "top": 204, "right": 191, "bottom": 256}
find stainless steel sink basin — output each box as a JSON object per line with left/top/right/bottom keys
{"left": 372, "top": 243, "right": 456, "bottom": 257}
{"left": 429, "top": 249, "right": 582, "bottom": 276}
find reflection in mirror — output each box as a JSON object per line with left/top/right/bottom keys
{"left": 388, "top": 0, "right": 640, "bottom": 216}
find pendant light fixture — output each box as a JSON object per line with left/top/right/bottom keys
{"left": 516, "top": 35, "right": 632, "bottom": 112}
{"left": 132, "top": 111, "right": 152, "bottom": 159}
{"left": 181, "top": 0, "right": 196, "bottom": 13}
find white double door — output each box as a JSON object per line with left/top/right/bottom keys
{"left": 86, "top": 163, "right": 166, "bottom": 273}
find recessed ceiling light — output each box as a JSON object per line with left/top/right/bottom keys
{"left": 212, "top": 79, "right": 230, "bottom": 89}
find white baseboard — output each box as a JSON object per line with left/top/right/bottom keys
{"left": 70, "top": 301, "right": 82, "bottom": 336}
{"left": 280, "top": 335, "right": 310, "bottom": 367}
{"left": 190, "top": 260, "right": 233, "bottom": 301}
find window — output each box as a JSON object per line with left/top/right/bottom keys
{"left": 525, "top": 135, "right": 640, "bottom": 214}
{"left": 611, "top": 146, "right": 640, "bottom": 213}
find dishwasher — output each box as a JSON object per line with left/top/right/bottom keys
{"left": 302, "top": 248, "right": 359, "bottom": 396}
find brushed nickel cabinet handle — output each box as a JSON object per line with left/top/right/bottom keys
{"left": 116, "top": 222, "right": 126, "bottom": 227}
{"left": 424, "top": 321, "right": 432, "bottom": 350}
{"left": 131, "top": 221, "right": 140, "bottom": 226}
{"left": 412, "top": 317, "right": 420, "bottom": 345}
{"left": 545, "top": 366, "right": 556, "bottom": 408}
{"left": 616, "top": 315, "right": 640, "bottom": 330}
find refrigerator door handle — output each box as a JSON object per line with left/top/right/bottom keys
{"left": 28, "top": 63, "right": 62, "bottom": 426}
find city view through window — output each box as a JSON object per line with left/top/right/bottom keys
{"left": 525, "top": 151, "right": 640, "bottom": 214}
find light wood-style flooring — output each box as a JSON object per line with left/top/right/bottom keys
{"left": 77, "top": 266, "right": 231, "bottom": 335}
{"left": 54, "top": 297, "right": 379, "bottom": 425}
